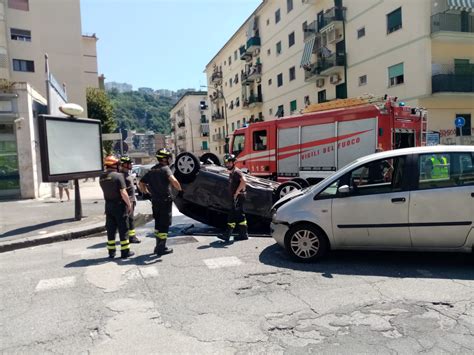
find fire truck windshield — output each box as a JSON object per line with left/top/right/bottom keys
{"left": 232, "top": 134, "right": 245, "bottom": 157}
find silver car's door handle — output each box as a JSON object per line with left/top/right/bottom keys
{"left": 391, "top": 197, "right": 406, "bottom": 203}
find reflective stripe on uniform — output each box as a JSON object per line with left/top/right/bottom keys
{"left": 157, "top": 233, "right": 167, "bottom": 240}
{"left": 107, "top": 241, "right": 116, "bottom": 250}
{"left": 128, "top": 229, "right": 136, "bottom": 236}
{"left": 120, "top": 240, "right": 130, "bottom": 250}
{"left": 227, "top": 222, "right": 236, "bottom": 228}
{"left": 238, "top": 220, "right": 247, "bottom": 226}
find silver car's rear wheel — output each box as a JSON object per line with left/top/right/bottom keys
{"left": 284, "top": 224, "right": 328, "bottom": 262}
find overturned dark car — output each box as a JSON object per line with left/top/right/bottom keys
{"left": 171, "top": 152, "right": 302, "bottom": 232}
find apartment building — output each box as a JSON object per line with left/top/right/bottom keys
{"left": 0, "top": 0, "right": 99, "bottom": 198}
{"left": 105, "top": 81, "right": 133, "bottom": 93}
{"left": 205, "top": 0, "right": 473, "bottom": 158}
{"left": 169, "top": 91, "right": 210, "bottom": 157}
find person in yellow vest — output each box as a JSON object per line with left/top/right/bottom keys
{"left": 429, "top": 154, "right": 449, "bottom": 179}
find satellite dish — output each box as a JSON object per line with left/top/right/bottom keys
{"left": 59, "top": 103, "right": 84, "bottom": 117}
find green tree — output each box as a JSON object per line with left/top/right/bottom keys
{"left": 86, "top": 88, "right": 117, "bottom": 154}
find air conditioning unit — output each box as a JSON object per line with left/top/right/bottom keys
{"left": 330, "top": 74, "right": 340, "bottom": 84}
{"left": 316, "top": 78, "right": 325, "bottom": 88}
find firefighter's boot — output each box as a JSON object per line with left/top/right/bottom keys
{"left": 107, "top": 241, "right": 116, "bottom": 259}
{"left": 128, "top": 230, "right": 141, "bottom": 243}
{"left": 235, "top": 223, "right": 249, "bottom": 241}
{"left": 156, "top": 239, "right": 173, "bottom": 255}
{"left": 217, "top": 223, "right": 235, "bottom": 243}
{"left": 120, "top": 240, "right": 135, "bottom": 259}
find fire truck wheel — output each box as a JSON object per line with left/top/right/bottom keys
{"left": 175, "top": 152, "right": 200, "bottom": 183}
{"left": 284, "top": 223, "right": 329, "bottom": 262}
{"left": 274, "top": 181, "right": 301, "bottom": 201}
{"left": 291, "top": 177, "right": 310, "bottom": 188}
{"left": 200, "top": 153, "right": 221, "bottom": 166}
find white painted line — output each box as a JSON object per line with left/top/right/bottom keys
{"left": 38, "top": 231, "right": 48, "bottom": 235}
{"left": 203, "top": 256, "right": 243, "bottom": 269}
{"left": 127, "top": 266, "right": 159, "bottom": 280}
{"left": 35, "top": 276, "right": 76, "bottom": 292}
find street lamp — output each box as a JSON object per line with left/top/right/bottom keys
{"left": 200, "top": 85, "right": 229, "bottom": 153}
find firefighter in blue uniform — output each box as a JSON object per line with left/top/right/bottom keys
{"left": 99, "top": 155, "right": 134, "bottom": 259}
{"left": 139, "top": 148, "right": 182, "bottom": 255}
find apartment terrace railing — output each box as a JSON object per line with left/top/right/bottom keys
{"left": 211, "top": 70, "right": 223, "bottom": 84}
{"left": 320, "top": 6, "right": 345, "bottom": 30}
{"left": 212, "top": 133, "right": 225, "bottom": 142}
{"left": 211, "top": 112, "right": 224, "bottom": 121}
{"left": 431, "top": 13, "right": 474, "bottom": 34}
{"left": 241, "top": 63, "right": 262, "bottom": 84}
{"left": 303, "top": 20, "right": 317, "bottom": 41}
{"left": 319, "top": 53, "right": 345, "bottom": 75}
{"left": 432, "top": 63, "right": 474, "bottom": 93}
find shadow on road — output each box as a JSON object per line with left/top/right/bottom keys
{"left": 259, "top": 244, "right": 474, "bottom": 280}
{"left": 0, "top": 218, "right": 76, "bottom": 238}
{"left": 64, "top": 253, "right": 162, "bottom": 268}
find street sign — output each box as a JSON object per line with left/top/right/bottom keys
{"left": 426, "top": 132, "right": 440, "bottom": 146}
{"left": 455, "top": 116, "right": 465, "bottom": 128}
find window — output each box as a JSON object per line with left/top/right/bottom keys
{"left": 418, "top": 153, "right": 474, "bottom": 189}
{"left": 317, "top": 90, "right": 326, "bottom": 103}
{"left": 266, "top": 18, "right": 270, "bottom": 26}
{"left": 359, "top": 75, "right": 367, "bottom": 86}
{"left": 388, "top": 63, "right": 404, "bottom": 86}
{"left": 232, "top": 134, "right": 245, "bottom": 156}
{"left": 288, "top": 31, "right": 295, "bottom": 47}
{"left": 275, "top": 9, "right": 281, "bottom": 24}
{"left": 253, "top": 130, "right": 267, "bottom": 151}
{"left": 276, "top": 105, "right": 284, "bottom": 117}
{"left": 289, "top": 66, "right": 296, "bottom": 81}
{"left": 268, "top": 78, "right": 272, "bottom": 85}
{"left": 316, "top": 181, "right": 339, "bottom": 199}
{"left": 287, "top": 0, "right": 293, "bottom": 13}
{"left": 237, "top": 120, "right": 240, "bottom": 128}
{"left": 202, "top": 141, "right": 208, "bottom": 150}
{"left": 456, "top": 114, "right": 471, "bottom": 137}
{"left": 290, "top": 100, "right": 297, "bottom": 113}
{"left": 224, "top": 60, "right": 227, "bottom": 66}
{"left": 8, "top": 0, "right": 29, "bottom": 11}
{"left": 234, "top": 50, "right": 238, "bottom": 60}
{"left": 267, "top": 48, "right": 271, "bottom": 56}
{"left": 344, "top": 156, "right": 406, "bottom": 196}
{"left": 304, "top": 95, "right": 310, "bottom": 106}
{"left": 232, "top": 122, "right": 235, "bottom": 132}
{"left": 277, "top": 73, "right": 283, "bottom": 87}
{"left": 276, "top": 41, "right": 282, "bottom": 55}
{"left": 357, "top": 27, "right": 365, "bottom": 39}
{"left": 229, "top": 78, "right": 232, "bottom": 88}
{"left": 10, "top": 28, "right": 31, "bottom": 41}
{"left": 387, "top": 7, "right": 402, "bottom": 34}
{"left": 228, "top": 56, "right": 231, "bottom": 65}
{"left": 12, "top": 59, "right": 34, "bottom": 72}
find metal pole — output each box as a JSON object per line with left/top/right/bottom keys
{"left": 188, "top": 114, "right": 194, "bottom": 153}
{"left": 74, "top": 179, "right": 82, "bottom": 221}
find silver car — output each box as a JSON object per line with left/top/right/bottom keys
{"left": 271, "top": 146, "right": 474, "bottom": 262}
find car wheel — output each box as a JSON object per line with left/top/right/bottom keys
{"left": 200, "top": 153, "right": 221, "bottom": 165}
{"left": 291, "top": 177, "right": 310, "bottom": 188}
{"left": 175, "top": 152, "right": 200, "bottom": 183}
{"left": 284, "top": 224, "right": 328, "bottom": 262}
{"left": 274, "top": 181, "right": 301, "bottom": 201}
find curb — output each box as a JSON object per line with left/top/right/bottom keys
{"left": 0, "top": 214, "right": 153, "bottom": 253}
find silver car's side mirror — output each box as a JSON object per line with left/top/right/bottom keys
{"left": 338, "top": 185, "right": 350, "bottom": 194}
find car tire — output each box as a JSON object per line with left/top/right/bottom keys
{"left": 291, "top": 177, "right": 310, "bottom": 188}
{"left": 200, "top": 153, "right": 221, "bottom": 166}
{"left": 175, "top": 152, "right": 200, "bottom": 183}
{"left": 284, "top": 223, "right": 328, "bottom": 262}
{"left": 274, "top": 181, "right": 301, "bottom": 201}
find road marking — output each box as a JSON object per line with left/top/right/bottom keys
{"left": 127, "top": 266, "right": 159, "bottom": 280}
{"left": 35, "top": 276, "right": 76, "bottom": 292}
{"left": 203, "top": 256, "right": 243, "bottom": 269}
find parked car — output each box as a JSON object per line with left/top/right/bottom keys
{"left": 172, "top": 152, "right": 281, "bottom": 232}
{"left": 271, "top": 146, "right": 474, "bottom": 262}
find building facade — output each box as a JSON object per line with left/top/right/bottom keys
{"left": 169, "top": 91, "right": 210, "bottom": 157}
{"left": 205, "top": 0, "right": 474, "bottom": 158}
{"left": 0, "top": 0, "right": 99, "bottom": 199}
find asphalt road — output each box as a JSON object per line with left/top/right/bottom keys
{"left": 1, "top": 211, "right": 474, "bottom": 354}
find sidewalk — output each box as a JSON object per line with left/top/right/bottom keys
{"left": 0, "top": 180, "right": 152, "bottom": 253}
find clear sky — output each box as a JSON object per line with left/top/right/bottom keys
{"left": 81, "top": 0, "right": 262, "bottom": 92}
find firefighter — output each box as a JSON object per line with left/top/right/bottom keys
{"left": 99, "top": 155, "right": 134, "bottom": 259}
{"left": 139, "top": 148, "right": 182, "bottom": 255}
{"left": 120, "top": 156, "right": 140, "bottom": 244}
{"left": 429, "top": 154, "right": 449, "bottom": 179}
{"left": 217, "top": 153, "right": 249, "bottom": 243}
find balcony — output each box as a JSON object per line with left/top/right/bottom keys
{"left": 243, "top": 95, "right": 263, "bottom": 109}
{"left": 211, "top": 112, "right": 224, "bottom": 121}
{"left": 303, "top": 20, "right": 317, "bottom": 41}
{"left": 239, "top": 45, "right": 252, "bottom": 62}
{"left": 320, "top": 7, "right": 345, "bottom": 35}
{"left": 212, "top": 133, "right": 225, "bottom": 142}
{"left": 431, "top": 13, "right": 474, "bottom": 35}
{"left": 319, "top": 53, "right": 345, "bottom": 76}
{"left": 211, "top": 70, "right": 223, "bottom": 84}
{"left": 200, "top": 123, "right": 210, "bottom": 136}
{"left": 246, "top": 36, "right": 261, "bottom": 54}
{"left": 241, "top": 63, "right": 262, "bottom": 85}
{"left": 304, "top": 63, "right": 324, "bottom": 82}
{"left": 209, "top": 91, "right": 223, "bottom": 103}
{"left": 432, "top": 62, "right": 474, "bottom": 93}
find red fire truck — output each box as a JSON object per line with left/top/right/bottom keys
{"left": 230, "top": 96, "right": 427, "bottom": 185}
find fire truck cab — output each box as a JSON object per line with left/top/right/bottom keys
{"left": 230, "top": 95, "right": 427, "bottom": 185}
